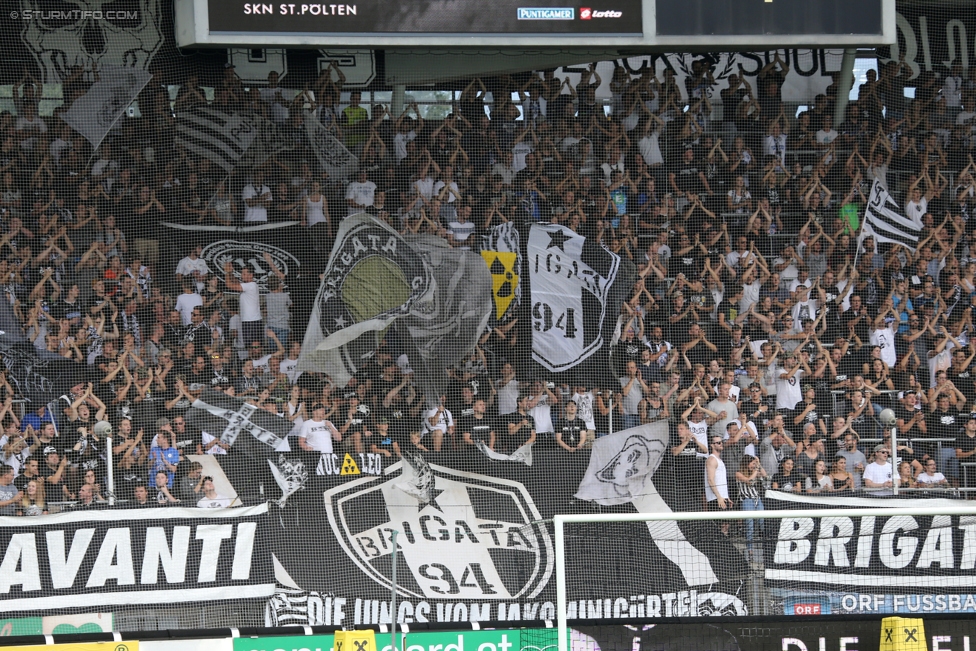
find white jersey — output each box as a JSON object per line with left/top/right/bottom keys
{"left": 201, "top": 430, "right": 228, "bottom": 455}
{"left": 197, "top": 494, "right": 233, "bottom": 508}
{"left": 300, "top": 418, "right": 336, "bottom": 453}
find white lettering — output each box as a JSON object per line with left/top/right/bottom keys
{"left": 46, "top": 529, "right": 94, "bottom": 589}
{"left": 814, "top": 517, "right": 853, "bottom": 567}
{"left": 918, "top": 515, "right": 954, "bottom": 569}
{"left": 86, "top": 528, "right": 135, "bottom": 587}
{"left": 196, "top": 524, "right": 233, "bottom": 582}
{"left": 774, "top": 518, "right": 814, "bottom": 564}
{"left": 232, "top": 522, "right": 257, "bottom": 579}
{"left": 140, "top": 527, "right": 191, "bottom": 584}
{"left": 879, "top": 516, "right": 919, "bottom": 569}
{"left": 0, "top": 533, "right": 40, "bottom": 593}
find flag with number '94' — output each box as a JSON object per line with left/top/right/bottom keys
{"left": 526, "top": 223, "right": 632, "bottom": 385}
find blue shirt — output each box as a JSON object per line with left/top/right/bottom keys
{"left": 148, "top": 446, "right": 180, "bottom": 487}
{"left": 21, "top": 411, "right": 54, "bottom": 432}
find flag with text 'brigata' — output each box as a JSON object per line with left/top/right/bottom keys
{"left": 523, "top": 223, "right": 633, "bottom": 386}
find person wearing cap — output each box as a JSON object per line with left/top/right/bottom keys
{"left": 367, "top": 417, "right": 398, "bottom": 458}
{"left": 299, "top": 403, "right": 342, "bottom": 465}
{"left": 863, "top": 444, "right": 895, "bottom": 495}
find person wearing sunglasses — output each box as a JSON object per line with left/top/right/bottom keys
{"left": 863, "top": 444, "right": 895, "bottom": 495}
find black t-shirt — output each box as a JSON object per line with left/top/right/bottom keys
{"left": 555, "top": 416, "right": 585, "bottom": 448}
{"left": 789, "top": 401, "right": 825, "bottom": 429}
{"left": 459, "top": 414, "right": 494, "bottom": 445}
{"left": 955, "top": 429, "right": 976, "bottom": 456}
{"left": 926, "top": 407, "right": 962, "bottom": 440}
{"left": 14, "top": 472, "right": 41, "bottom": 492}
{"left": 674, "top": 162, "right": 702, "bottom": 194}
{"left": 501, "top": 412, "right": 535, "bottom": 453}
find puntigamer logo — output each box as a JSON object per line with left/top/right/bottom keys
{"left": 517, "top": 7, "right": 574, "bottom": 19}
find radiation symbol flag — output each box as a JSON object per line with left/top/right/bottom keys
{"left": 340, "top": 453, "right": 361, "bottom": 475}
{"left": 481, "top": 251, "right": 519, "bottom": 321}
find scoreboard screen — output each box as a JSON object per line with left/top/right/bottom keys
{"left": 175, "top": 0, "right": 894, "bottom": 47}
{"left": 656, "top": 0, "right": 883, "bottom": 36}
{"left": 206, "top": 0, "right": 643, "bottom": 35}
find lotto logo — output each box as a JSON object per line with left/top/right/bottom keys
{"left": 580, "top": 7, "right": 622, "bottom": 18}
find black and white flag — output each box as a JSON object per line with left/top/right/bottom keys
{"left": 525, "top": 223, "right": 632, "bottom": 384}
{"left": 175, "top": 107, "right": 260, "bottom": 173}
{"left": 0, "top": 504, "right": 273, "bottom": 612}
{"left": 575, "top": 421, "right": 724, "bottom": 587}
{"left": 298, "top": 213, "right": 431, "bottom": 388}
{"left": 399, "top": 235, "right": 493, "bottom": 406}
{"left": 59, "top": 66, "right": 152, "bottom": 150}
{"left": 0, "top": 298, "right": 81, "bottom": 405}
{"left": 861, "top": 179, "right": 923, "bottom": 252}
{"left": 186, "top": 389, "right": 294, "bottom": 458}
{"left": 305, "top": 111, "right": 358, "bottom": 180}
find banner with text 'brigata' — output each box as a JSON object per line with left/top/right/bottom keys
{"left": 764, "top": 491, "right": 976, "bottom": 616}
{"left": 5, "top": 442, "right": 976, "bottom": 622}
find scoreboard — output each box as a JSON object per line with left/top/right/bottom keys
{"left": 656, "top": 0, "right": 883, "bottom": 37}
{"left": 174, "top": 0, "right": 895, "bottom": 47}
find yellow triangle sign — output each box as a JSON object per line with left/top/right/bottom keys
{"left": 481, "top": 250, "right": 519, "bottom": 320}
{"left": 340, "top": 453, "right": 361, "bottom": 475}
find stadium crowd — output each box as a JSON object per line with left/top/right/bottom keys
{"left": 0, "top": 56, "right": 975, "bottom": 523}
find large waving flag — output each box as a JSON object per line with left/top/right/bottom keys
{"left": 860, "top": 179, "right": 923, "bottom": 252}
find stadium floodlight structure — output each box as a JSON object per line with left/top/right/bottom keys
{"left": 553, "top": 505, "right": 976, "bottom": 651}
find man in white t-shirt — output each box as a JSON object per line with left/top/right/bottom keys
{"left": 863, "top": 445, "right": 895, "bottom": 495}
{"left": 242, "top": 171, "right": 272, "bottom": 222}
{"left": 421, "top": 396, "right": 454, "bottom": 452}
{"left": 175, "top": 245, "right": 211, "bottom": 292}
{"left": 196, "top": 477, "right": 233, "bottom": 508}
{"left": 916, "top": 458, "right": 948, "bottom": 487}
{"left": 775, "top": 354, "right": 807, "bottom": 410}
{"left": 346, "top": 168, "right": 377, "bottom": 216}
{"left": 815, "top": 115, "right": 838, "bottom": 147}
{"left": 447, "top": 206, "right": 476, "bottom": 249}
{"left": 222, "top": 261, "right": 263, "bottom": 347}
{"left": 279, "top": 341, "right": 302, "bottom": 384}
{"left": 299, "top": 404, "right": 341, "bottom": 458}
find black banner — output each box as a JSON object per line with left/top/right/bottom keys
{"left": 0, "top": 504, "right": 272, "bottom": 613}
{"left": 206, "top": 0, "right": 643, "bottom": 35}
{"left": 763, "top": 491, "right": 976, "bottom": 592}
